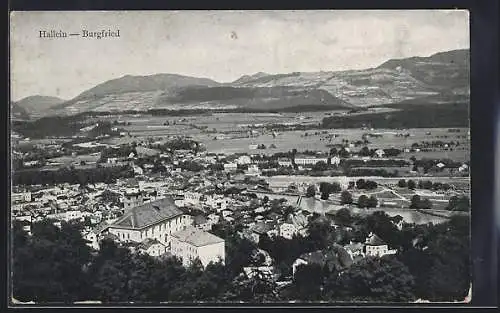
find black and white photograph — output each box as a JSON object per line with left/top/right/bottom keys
{"left": 9, "top": 10, "right": 471, "bottom": 305}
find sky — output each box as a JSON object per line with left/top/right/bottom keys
{"left": 10, "top": 10, "right": 469, "bottom": 102}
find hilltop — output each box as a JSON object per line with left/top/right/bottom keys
{"left": 19, "top": 49, "right": 469, "bottom": 117}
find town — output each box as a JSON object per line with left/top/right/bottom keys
{"left": 11, "top": 10, "right": 471, "bottom": 305}
{"left": 11, "top": 115, "right": 471, "bottom": 303}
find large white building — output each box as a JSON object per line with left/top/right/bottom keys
{"left": 107, "top": 196, "right": 193, "bottom": 246}
{"left": 294, "top": 155, "right": 329, "bottom": 166}
{"left": 170, "top": 227, "right": 225, "bottom": 267}
{"left": 12, "top": 191, "right": 32, "bottom": 203}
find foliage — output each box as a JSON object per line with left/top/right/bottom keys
{"left": 340, "top": 190, "right": 353, "bottom": 205}
{"left": 13, "top": 165, "right": 134, "bottom": 186}
{"left": 305, "top": 184, "right": 317, "bottom": 198}
{"left": 446, "top": 196, "right": 470, "bottom": 211}
{"left": 356, "top": 179, "right": 378, "bottom": 190}
{"left": 410, "top": 195, "right": 433, "bottom": 210}
{"left": 319, "top": 182, "right": 341, "bottom": 200}
{"left": 332, "top": 256, "right": 416, "bottom": 302}
{"left": 321, "top": 103, "right": 469, "bottom": 129}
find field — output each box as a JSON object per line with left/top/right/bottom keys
{"left": 85, "top": 112, "right": 469, "bottom": 161}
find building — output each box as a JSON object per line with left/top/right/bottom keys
{"left": 343, "top": 241, "right": 364, "bottom": 260}
{"left": 236, "top": 155, "right": 252, "bottom": 165}
{"left": 364, "top": 232, "right": 397, "bottom": 257}
{"left": 224, "top": 162, "right": 238, "bottom": 172}
{"left": 294, "top": 155, "right": 328, "bottom": 166}
{"left": 277, "top": 158, "right": 292, "bottom": 167}
{"left": 375, "top": 149, "right": 385, "bottom": 158}
{"left": 12, "top": 191, "right": 32, "bottom": 203}
{"left": 278, "top": 223, "right": 299, "bottom": 240}
{"left": 245, "top": 164, "right": 261, "bottom": 176}
{"left": 292, "top": 245, "right": 353, "bottom": 276}
{"left": 135, "top": 146, "right": 161, "bottom": 158}
{"left": 108, "top": 197, "right": 193, "bottom": 245}
{"left": 137, "top": 238, "right": 169, "bottom": 257}
{"left": 170, "top": 227, "right": 225, "bottom": 267}
{"left": 123, "top": 188, "right": 144, "bottom": 210}
{"left": 330, "top": 156, "right": 341, "bottom": 166}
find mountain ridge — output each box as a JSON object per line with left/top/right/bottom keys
{"left": 17, "top": 49, "right": 469, "bottom": 117}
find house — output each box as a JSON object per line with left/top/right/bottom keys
{"left": 364, "top": 232, "right": 397, "bottom": 257}
{"left": 249, "top": 222, "right": 274, "bottom": 243}
{"left": 236, "top": 155, "right": 252, "bottom": 165}
{"left": 278, "top": 223, "right": 299, "bottom": 240}
{"left": 330, "top": 156, "right": 341, "bottom": 166}
{"left": 122, "top": 188, "right": 144, "bottom": 210}
{"left": 292, "top": 245, "right": 353, "bottom": 276}
{"left": 278, "top": 158, "right": 292, "bottom": 167}
{"left": 137, "top": 238, "right": 169, "bottom": 257}
{"left": 242, "top": 266, "right": 276, "bottom": 280}
{"left": 375, "top": 149, "right": 385, "bottom": 158}
{"left": 23, "top": 160, "right": 40, "bottom": 168}
{"left": 343, "top": 241, "right": 365, "bottom": 260}
{"left": 83, "top": 230, "right": 100, "bottom": 250}
{"left": 135, "top": 146, "right": 160, "bottom": 158}
{"left": 133, "top": 166, "right": 144, "bottom": 175}
{"left": 11, "top": 191, "right": 32, "bottom": 203}
{"left": 224, "top": 162, "right": 238, "bottom": 172}
{"left": 458, "top": 164, "right": 469, "bottom": 173}
{"left": 294, "top": 155, "right": 328, "bottom": 166}
{"left": 107, "top": 197, "right": 193, "bottom": 245}
{"left": 170, "top": 227, "right": 225, "bottom": 267}
{"left": 245, "top": 164, "right": 261, "bottom": 176}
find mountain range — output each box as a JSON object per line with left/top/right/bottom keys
{"left": 12, "top": 49, "right": 469, "bottom": 119}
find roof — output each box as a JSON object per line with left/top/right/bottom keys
{"left": 365, "top": 233, "right": 387, "bottom": 246}
{"left": 171, "top": 227, "right": 224, "bottom": 247}
{"left": 192, "top": 214, "right": 208, "bottom": 225}
{"left": 110, "top": 197, "right": 183, "bottom": 230}
{"left": 297, "top": 245, "right": 353, "bottom": 270}
{"left": 344, "top": 242, "right": 364, "bottom": 252}
{"left": 135, "top": 146, "right": 160, "bottom": 156}
{"left": 137, "top": 238, "right": 166, "bottom": 250}
{"left": 251, "top": 222, "right": 272, "bottom": 234}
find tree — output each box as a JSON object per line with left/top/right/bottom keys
{"left": 292, "top": 263, "right": 324, "bottom": 301}
{"left": 308, "top": 218, "right": 335, "bottom": 250}
{"left": 334, "top": 208, "right": 352, "bottom": 226}
{"left": 407, "top": 180, "right": 416, "bottom": 190}
{"left": 447, "top": 196, "right": 470, "bottom": 211}
{"left": 367, "top": 196, "right": 378, "bottom": 208}
{"left": 333, "top": 256, "right": 415, "bottom": 302}
{"left": 306, "top": 185, "right": 317, "bottom": 198}
{"left": 420, "top": 198, "right": 433, "bottom": 210}
{"left": 312, "top": 161, "right": 328, "bottom": 171}
{"left": 339, "top": 148, "right": 350, "bottom": 158}
{"left": 397, "top": 179, "right": 407, "bottom": 188}
{"left": 357, "top": 195, "right": 369, "bottom": 208}
{"left": 410, "top": 195, "right": 421, "bottom": 209}
{"left": 348, "top": 181, "right": 355, "bottom": 189}
{"left": 356, "top": 179, "right": 366, "bottom": 189}
{"left": 340, "top": 190, "right": 353, "bottom": 205}
{"left": 13, "top": 220, "right": 94, "bottom": 303}
{"left": 359, "top": 146, "right": 371, "bottom": 157}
